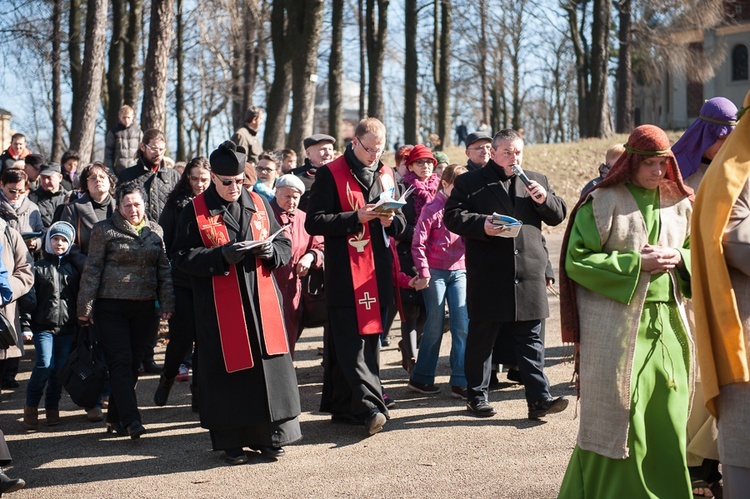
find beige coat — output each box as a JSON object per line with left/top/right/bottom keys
{"left": 0, "top": 218, "right": 35, "bottom": 360}
{"left": 575, "top": 182, "right": 694, "bottom": 459}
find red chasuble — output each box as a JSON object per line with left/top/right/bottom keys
{"left": 328, "top": 158, "right": 395, "bottom": 335}
{"left": 193, "top": 192, "right": 289, "bottom": 373}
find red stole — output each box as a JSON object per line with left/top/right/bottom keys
{"left": 328, "top": 157, "right": 395, "bottom": 335}
{"left": 193, "top": 192, "right": 288, "bottom": 373}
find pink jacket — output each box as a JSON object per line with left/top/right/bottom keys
{"left": 411, "top": 191, "right": 465, "bottom": 279}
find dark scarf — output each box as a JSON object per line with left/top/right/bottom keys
{"left": 344, "top": 144, "right": 379, "bottom": 188}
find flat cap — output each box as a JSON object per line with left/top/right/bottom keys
{"left": 303, "top": 134, "right": 335, "bottom": 150}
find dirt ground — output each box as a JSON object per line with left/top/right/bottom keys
{"left": 0, "top": 233, "right": 580, "bottom": 498}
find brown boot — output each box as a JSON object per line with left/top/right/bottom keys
{"left": 23, "top": 405, "right": 38, "bottom": 430}
{"left": 45, "top": 408, "right": 60, "bottom": 426}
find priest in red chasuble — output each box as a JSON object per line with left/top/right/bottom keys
{"left": 173, "top": 140, "right": 300, "bottom": 465}
{"left": 305, "top": 118, "right": 407, "bottom": 436}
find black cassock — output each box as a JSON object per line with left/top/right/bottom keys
{"left": 173, "top": 185, "right": 301, "bottom": 450}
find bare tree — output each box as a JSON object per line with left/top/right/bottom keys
{"left": 50, "top": 0, "right": 64, "bottom": 161}
{"left": 358, "top": 0, "right": 366, "bottom": 119}
{"left": 123, "top": 0, "right": 142, "bottom": 108}
{"left": 328, "top": 0, "right": 344, "bottom": 149}
{"left": 403, "top": 0, "right": 418, "bottom": 144}
{"left": 264, "top": 0, "right": 293, "bottom": 150}
{"left": 141, "top": 0, "right": 176, "bottom": 132}
{"left": 586, "top": 0, "right": 612, "bottom": 137}
{"left": 69, "top": 0, "right": 108, "bottom": 161}
{"left": 614, "top": 0, "right": 632, "bottom": 133}
{"left": 366, "top": 0, "right": 388, "bottom": 120}
{"left": 175, "top": 0, "right": 187, "bottom": 160}
{"left": 561, "top": 0, "right": 590, "bottom": 137}
{"left": 433, "top": 0, "right": 451, "bottom": 149}
{"left": 68, "top": 0, "right": 83, "bottom": 136}
{"left": 106, "top": 0, "right": 127, "bottom": 129}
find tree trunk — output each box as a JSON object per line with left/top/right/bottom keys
{"left": 175, "top": 0, "right": 186, "bottom": 160}
{"left": 106, "top": 0, "right": 126, "bottom": 129}
{"left": 141, "top": 0, "right": 176, "bottom": 132}
{"left": 562, "top": 0, "right": 590, "bottom": 139}
{"left": 615, "top": 0, "right": 633, "bottom": 133}
{"left": 587, "top": 0, "right": 612, "bottom": 138}
{"left": 51, "top": 0, "right": 64, "bottom": 162}
{"left": 358, "top": 0, "right": 366, "bottom": 120}
{"left": 403, "top": 0, "right": 418, "bottom": 144}
{"left": 328, "top": 0, "right": 344, "bottom": 149}
{"left": 123, "top": 0, "right": 143, "bottom": 109}
{"left": 478, "top": 0, "right": 489, "bottom": 125}
{"left": 68, "top": 0, "right": 83, "bottom": 137}
{"left": 366, "top": 0, "right": 388, "bottom": 120}
{"left": 288, "top": 0, "right": 324, "bottom": 159}
{"left": 434, "top": 0, "right": 451, "bottom": 149}
{"left": 230, "top": 0, "right": 259, "bottom": 130}
{"left": 263, "top": 0, "right": 293, "bottom": 151}
{"left": 69, "top": 0, "right": 108, "bottom": 161}
{"left": 242, "top": 1, "right": 260, "bottom": 123}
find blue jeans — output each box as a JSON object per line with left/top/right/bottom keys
{"left": 26, "top": 331, "right": 74, "bottom": 409}
{"left": 410, "top": 269, "right": 468, "bottom": 387}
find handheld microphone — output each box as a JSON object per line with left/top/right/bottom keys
{"left": 511, "top": 164, "right": 532, "bottom": 188}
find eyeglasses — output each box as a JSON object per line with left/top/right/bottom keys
{"left": 468, "top": 144, "right": 492, "bottom": 151}
{"left": 144, "top": 143, "right": 166, "bottom": 154}
{"left": 356, "top": 140, "right": 384, "bottom": 156}
{"left": 412, "top": 159, "right": 433, "bottom": 167}
{"left": 215, "top": 175, "right": 245, "bottom": 186}
{"left": 255, "top": 167, "right": 275, "bottom": 174}
{"left": 6, "top": 188, "right": 25, "bottom": 195}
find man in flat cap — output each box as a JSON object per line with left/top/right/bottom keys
{"left": 173, "top": 140, "right": 301, "bottom": 465}
{"left": 270, "top": 174, "right": 324, "bottom": 354}
{"left": 231, "top": 106, "right": 264, "bottom": 165}
{"left": 464, "top": 132, "right": 492, "bottom": 171}
{"left": 29, "top": 163, "right": 70, "bottom": 227}
{"left": 291, "top": 134, "right": 336, "bottom": 212}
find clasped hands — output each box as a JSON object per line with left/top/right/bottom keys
{"left": 222, "top": 241, "right": 274, "bottom": 265}
{"left": 640, "top": 244, "right": 683, "bottom": 274}
{"left": 357, "top": 204, "right": 395, "bottom": 227}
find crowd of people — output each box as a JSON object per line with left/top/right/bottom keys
{"left": 0, "top": 93, "right": 748, "bottom": 498}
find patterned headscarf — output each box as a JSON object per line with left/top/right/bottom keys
{"left": 559, "top": 125, "right": 693, "bottom": 345}
{"left": 672, "top": 97, "right": 738, "bottom": 179}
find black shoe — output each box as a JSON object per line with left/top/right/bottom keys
{"left": 153, "top": 375, "right": 175, "bottom": 406}
{"left": 528, "top": 397, "right": 569, "bottom": 419}
{"left": 382, "top": 392, "right": 396, "bottom": 408}
{"left": 252, "top": 446, "right": 285, "bottom": 458}
{"left": 106, "top": 421, "right": 128, "bottom": 437}
{"left": 489, "top": 370, "right": 501, "bottom": 389}
{"left": 366, "top": 412, "right": 387, "bottom": 435}
{"left": 506, "top": 368, "right": 522, "bottom": 384}
{"left": 381, "top": 335, "right": 392, "bottom": 347}
{"left": 224, "top": 448, "right": 248, "bottom": 465}
{"left": 1, "top": 380, "right": 19, "bottom": 389}
{"left": 466, "top": 400, "right": 497, "bottom": 417}
{"left": 450, "top": 385, "right": 467, "bottom": 400}
{"left": 143, "top": 360, "right": 163, "bottom": 374}
{"left": 407, "top": 380, "right": 441, "bottom": 394}
{"left": 126, "top": 420, "right": 146, "bottom": 439}
{"left": 0, "top": 472, "right": 25, "bottom": 494}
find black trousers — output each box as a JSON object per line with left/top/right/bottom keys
{"left": 163, "top": 286, "right": 195, "bottom": 380}
{"left": 95, "top": 299, "right": 159, "bottom": 426}
{"left": 320, "top": 306, "right": 387, "bottom": 421}
{"left": 0, "top": 430, "right": 12, "bottom": 466}
{"left": 465, "top": 319, "right": 551, "bottom": 405}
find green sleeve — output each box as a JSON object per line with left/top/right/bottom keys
{"left": 676, "top": 236, "right": 691, "bottom": 298}
{"left": 564, "top": 201, "right": 642, "bottom": 305}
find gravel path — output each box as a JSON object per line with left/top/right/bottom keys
{"left": 1, "top": 233, "right": 578, "bottom": 498}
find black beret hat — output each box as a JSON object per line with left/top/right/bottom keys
{"left": 24, "top": 153, "right": 46, "bottom": 169}
{"left": 464, "top": 132, "right": 492, "bottom": 148}
{"left": 210, "top": 140, "right": 247, "bottom": 176}
{"left": 303, "top": 134, "right": 335, "bottom": 150}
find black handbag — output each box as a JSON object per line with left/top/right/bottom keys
{"left": 61, "top": 326, "right": 108, "bottom": 408}
{"left": 0, "top": 309, "right": 16, "bottom": 350}
{"left": 302, "top": 266, "right": 328, "bottom": 328}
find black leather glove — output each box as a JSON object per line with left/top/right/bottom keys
{"left": 222, "top": 242, "right": 249, "bottom": 265}
{"left": 250, "top": 242, "right": 274, "bottom": 260}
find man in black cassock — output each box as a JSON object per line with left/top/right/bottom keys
{"left": 305, "top": 118, "right": 406, "bottom": 436}
{"left": 173, "top": 141, "right": 301, "bottom": 465}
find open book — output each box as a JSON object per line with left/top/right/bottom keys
{"left": 489, "top": 213, "right": 523, "bottom": 238}
{"left": 234, "top": 227, "right": 286, "bottom": 250}
{"left": 372, "top": 185, "right": 416, "bottom": 213}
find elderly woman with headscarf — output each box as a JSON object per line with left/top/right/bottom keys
{"left": 269, "top": 174, "right": 324, "bottom": 355}
{"left": 692, "top": 89, "right": 750, "bottom": 499}
{"left": 558, "top": 125, "right": 695, "bottom": 498}
{"left": 673, "top": 96, "right": 739, "bottom": 190}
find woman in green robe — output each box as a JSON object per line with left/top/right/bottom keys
{"left": 558, "top": 125, "right": 694, "bottom": 499}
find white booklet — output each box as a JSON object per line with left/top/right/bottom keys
{"left": 372, "top": 185, "right": 416, "bottom": 213}
{"left": 234, "top": 227, "right": 286, "bottom": 250}
{"left": 489, "top": 213, "right": 523, "bottom": 238}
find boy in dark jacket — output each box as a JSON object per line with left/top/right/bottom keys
{"left": 23, "top": 221, "right": 81, "bottom": 429}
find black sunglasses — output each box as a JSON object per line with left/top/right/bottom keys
{"left": 215, "top": 175, "right": 244, "bottom": 186}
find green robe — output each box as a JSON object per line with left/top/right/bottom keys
{"left": 559, "top": 184, "right": 692, "bottom": 499}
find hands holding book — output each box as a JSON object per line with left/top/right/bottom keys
{"left": 357, "top": 205, "right": 395, "bottom": 227}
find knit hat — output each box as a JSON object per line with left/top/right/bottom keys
{"left": 24, "top": 154, "right": 45, "bottom": 170}
{"left": 45, "top": 221, "right": 76, "bottom": 255}
{"left": 433, "top": 151, "right": 450, "bottom": 165}
{"left": 275, "top": 174, "right": 305, "bottom": 194}
{"left": 303, "top": 134, "right": 335, "bottom": 150}
{"left": 672, "top": 97, "right": 738, "bottom": 179}
{"left": 406, "top": 144, "right": 437, "bottom": 166}
{"left": 210, "top": 141, "right": 247, "bottom": 176}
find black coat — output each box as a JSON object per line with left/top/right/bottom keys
{"left": 58, "top": 194, "right": 116, "bottom": 255}
{"left": 30, "top": 251, "right": 80, "bottom": 335}
{"left": 172, "top": 186, "right": 300, "bottom": 429}
{"left": 444, "top": 161, "right": 566, "bottom": 322}
{"left": 304, "top": 154, "right": 406, "bottom": 309}
{"left": 30, "top": 188, "right": 69, "bottom": 228}
{"left": 117, "top": 154, "right": 181, "bottom": 223}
